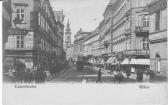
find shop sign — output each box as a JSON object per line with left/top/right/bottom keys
{"left": 8, "top": 28, "right": 27, "bottom": 35}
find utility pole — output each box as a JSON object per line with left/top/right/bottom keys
{"left": 110, "top": 2, "right": 114, "bottom": 56}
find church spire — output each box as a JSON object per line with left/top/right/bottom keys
{"left": 66, "top": 20, "right": 71, "bottom": 31}
{"left": 65, "top": 20, "right": 71, "bottom": 49}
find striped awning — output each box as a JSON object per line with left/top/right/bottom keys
{"left": 106, "top": 57, "right": 116, "bottom": 64}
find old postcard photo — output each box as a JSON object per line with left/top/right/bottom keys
{"left": 1, "top": 0, "right": 168, "bottom": 105}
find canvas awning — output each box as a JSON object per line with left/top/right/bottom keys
{"left": 111, "top": 58, "right": 119, "bottom": 65}
{"left": 130, "top": 59, "right": 150, "bottom": 65}
{"left": 107, "top": 57, "right": 118, "bottom": 65}
{"left": 106, "top": 57, "right": 114, "bottom": 63}
{"left": 121, "top": 58, "right": 130, "bottom": 65}
{"left": 121, "top": 58, "right": 150, "bottom": 65}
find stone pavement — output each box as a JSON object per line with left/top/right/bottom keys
{"left": 49, "top": 65, "right": 137, "bottom": 83}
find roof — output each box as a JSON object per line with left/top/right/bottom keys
{"left": 103, "top": 2, "right": 114, "bottom": 17}
{"left": 147, "top": 0, "right": 167, "bottom": 14}
{"left": 54, "top": 11, "right": 65, "bottom": 24}
{"left": 74, "top": 29, "right": 91, "bottom": 37}
{"left": 84, "top": 31, "right": 99, "bottom": 41}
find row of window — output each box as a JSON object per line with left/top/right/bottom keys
{"left": 40, "top": 0, "right": 52, "bottom": 22}
{"left": 15, "top": 7, "right": 59, "bottom": 49}
{"left": 40, "top": 0, "right": 63, "bottom": 38}
{"left": 150, "top": 9, "right": 167, "bottom": 33}
{"left": 113, "top": 15, "right": 149, "bottom": 40}
{"left": 113, "top": 38, "right": 149, "bottom": 53}
{"left": 113, "top": 40, "right": 127, "bottom": 52}
{"left": 38, "top": 37, "right": 62, "bottom": 55}
{"left": 38, "top": 13, "right": 60, "bottom": 46}
{"left": 113, "top": 21, "right": 129, "bottom": 39}
{"left": 113, "top": 0, "right": 130, "bottom": 24}
{"left": 16, "top": 35, "right": 61, "bottom": 56}
{"left": 84, "top": 42, "right": 99, "bottom": 52}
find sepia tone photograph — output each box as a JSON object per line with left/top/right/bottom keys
{"left": 1, "top": 0, "right": 168, "bottom": 104}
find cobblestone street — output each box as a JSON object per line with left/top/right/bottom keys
{"left": 49, "top": 64, "right": 137, "bottom": 83}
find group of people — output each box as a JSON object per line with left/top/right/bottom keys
{"left": 95, "top": 69, "right": 125, "bottom": 83}
{"left": 95, "top": 69, "right": 154, "bottom": 83}
{"left": 7, "top": 68, "right": 47, "bottom": 83}
{"left": 86, "top": 57, "right": 155, "bottom": 83}
{"left": 4, "top": 59, "right": 70, "bottom": 83}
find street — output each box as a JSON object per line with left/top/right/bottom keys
{"left": 49, "top": 63, "right": 136, "bottom": 83}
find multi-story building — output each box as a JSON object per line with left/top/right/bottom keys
{"left": 99, "top": 1, "right": 114, "bottom": 56}
{"left": 3, "top": 0, "right": 12, "bottom": 73}
{"left": 5, "top": 0, "right": 64, "bottom": 73}
{"left": 148, "top": 0, "right": 167, "bottom": 79}
{"left": 3, "top": 0, "right": 11, "bottom": 43}
{"left": 99, "top": 20, "right": 106, "bottom": 55}
{"left": 83, "top": 30, "right": 100, "bottom": 57}
{"left": 74, "top": 28, "right": 91, "bottom": 61}
{"left": 54, "top": 10, "right": 65, "bottom": 58}
{"left": 54, "top": 10, "right": 64, "bottom": 25}
{"left": 112, "top": 0, "right": 152, "bottom": 56}
{"left": 66, "top": 44, "right": 75, "bottom": 60}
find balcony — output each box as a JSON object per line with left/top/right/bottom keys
{"left": 135, "top": 26, "right": 149, "bottom": 36}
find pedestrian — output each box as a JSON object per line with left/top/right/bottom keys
{"left": 113, "top": 70, "right": 117, "bottom": 82}
{"left": 96, "top": 69, "right": 102, "bottom": 83}
{"left": 149, "top": 70, "right": 154, "bottom": 80}
{"left": 136, "top": 70, "right": 143, "bottom": 82}
{"left": 144, "top": 70, "right": 150, "bottom": 82}
{"left": 117, "top": 70, "right": 123, "bottom": 83}
{"left": 126, "top": 69, "right": 131, "bottom": 79}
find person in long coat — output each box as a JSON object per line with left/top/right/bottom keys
{"left": 96, "top": 69, "right": 102, "bottom": 83}
{"left": 137, "top": 70, "right": 143, "bottom": 82}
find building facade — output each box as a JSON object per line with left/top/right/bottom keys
{"left": 74, "top": 28, "right": 91, "bottom": 61}
{"left": 3, "top": 0, "right": 11, "bottom": 44}
{"left": 111, "top": 0, "right": 152, "bottom": 59}
{"left": 148, "top": 0, "right": 167, "bottom": 78}
{"left": 5, "top": 0, "right": 64, "bottom": 73}
{"left": 3, "top": 0, "right": 12, "bottom": 73}
{"left": 54, "top": 10, "right": 65, "bottom": 58}
{"left": 83, "top": 30, "right": 100, "bottom": 57}
{"left": 99, "top": 2, "right": 114, "bottom": 56}
{"left": 66, "top": 44, "right": 75, "bottom": 60}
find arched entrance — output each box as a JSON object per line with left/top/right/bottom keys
{"left": 155, "top": 54, "right": 161, "bottom": 72}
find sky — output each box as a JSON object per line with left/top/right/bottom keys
{"left": 50, "top": 0, "right": 109, "bottom": 42}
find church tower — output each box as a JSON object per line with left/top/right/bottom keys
{"left": 65, "top": 20, "right": 71, "bottom": 49}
